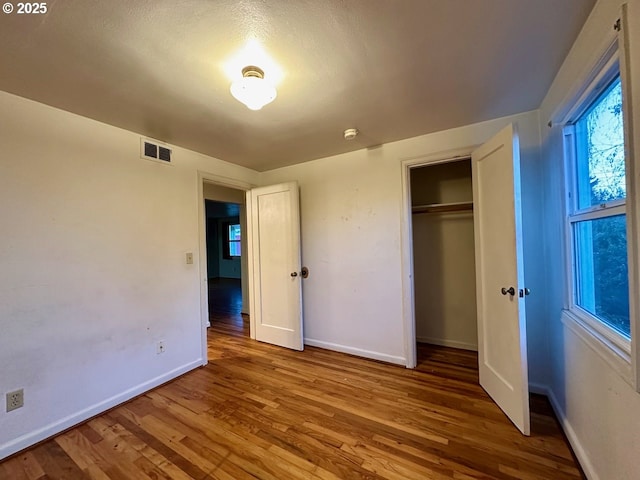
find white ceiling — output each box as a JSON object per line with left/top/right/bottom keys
{"left": 0, "top": 0, "right": 594, "bottom": 171}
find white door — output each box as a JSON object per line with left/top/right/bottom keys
{"left": 472, "top": 124, "right": 530, "bottom": 435}
{"left": 247, "top": 182, "right": 304, "bottom": 350}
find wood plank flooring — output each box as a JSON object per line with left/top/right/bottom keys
{"left": 1, "top": 284, "right": 584, "bottom": 479}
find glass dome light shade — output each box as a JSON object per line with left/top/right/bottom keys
{"left": 230, "top": 67, "right": 277, "bottom": 110}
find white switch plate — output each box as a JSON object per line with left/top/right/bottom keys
{"left": 186, "top": 252, "right": 193, "bottom": 264}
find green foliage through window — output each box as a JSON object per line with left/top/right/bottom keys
{"left": 574, "top": 216, "right": 629, "bottom": 336}
{"left": 571, "top": 75, "right": 629, "bottom": 338}
{"left": 575, "top": 78, "right": 626, "bottom": 208}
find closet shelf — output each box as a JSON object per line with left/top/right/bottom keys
{"left": 412, "top": 201, "right": 473, "bottom": 215}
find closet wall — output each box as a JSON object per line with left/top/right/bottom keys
{"left": 411, "top": 160, "right": 478, "bottom": 350}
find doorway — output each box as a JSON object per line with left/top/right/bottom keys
{"left": 198, "top": 176, "right": 305, "bottom": 361}
{"left": 199, "top": 179, "right": 250, "bottom": 338}
{"left": 409, "top": 158, "right": 479, "bottom": 368}
{"left": 401, "top": 125, "right": 531, "bottom": 435}
{"left": 205, "top": 199, "right": 247, "bottom": 334}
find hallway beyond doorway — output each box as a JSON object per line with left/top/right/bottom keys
{"left": 208, "top": 277, "right": 247, "bottom": 336}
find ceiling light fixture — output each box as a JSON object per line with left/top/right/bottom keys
{"left": 344, "top": 128, "right": 358, "bottom": 140}
{"left": 230, "top": 66, "right": 277, "bottom": 111}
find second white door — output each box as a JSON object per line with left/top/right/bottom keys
{"left": 247, "top": 182, "right": 304, "bottom": 350}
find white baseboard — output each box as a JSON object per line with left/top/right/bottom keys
{"left": 520, "top": 382, "right": 597, "bottom": 480}
{"left": 544, "top": 386, "right": 599, "bottom": 480}
{"left": 528, "top": 382, "right": 549, "bottom": 395}
{"left": 0, "top": 359, "right": 203, "bottom": 460}
{"left": 416, "top": 336, "right": 478, "bottom": 351}
{"left": 303, "top": 338, "right": 406, "bottom": 366}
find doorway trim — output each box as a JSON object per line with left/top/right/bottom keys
{"left": 198, "top": 171, "right": 255, "bottom": 365}
{"left": 400, "top": 146, "right": 476, "bottom": 368}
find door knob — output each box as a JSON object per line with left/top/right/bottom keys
{"left": 501, "top": 286, "right": 515, "bottom": 296}
{"left": 301, "top": 267, "right": 309, "bottom": 279}
{"left": 290, "top": 272, "right": 298, "bottom": 277}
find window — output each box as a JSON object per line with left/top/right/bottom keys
{"left": 565, "top": 72, "right": 630, "bottom": 341}
{"left": 225, "top": 223, "right": 241, "bottom": 258}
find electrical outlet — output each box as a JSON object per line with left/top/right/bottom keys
{"left": 157, "top": 341, "right": 166, "bottom": 354}
{"left": 6, "top": 389, "right": 24, "bottom": 412}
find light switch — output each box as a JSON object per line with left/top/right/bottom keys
{"left": 186, "top": 252, "right": 194, "bottom": 264}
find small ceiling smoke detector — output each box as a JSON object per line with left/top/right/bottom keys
{"left": 344, "top": 128, "right": 358, "bottom": 140}
{"left": 230, "top": 65, "right": 277, "bottom": 110}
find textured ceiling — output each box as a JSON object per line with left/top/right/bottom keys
{"left": 0, "top": 0, "right": 595, "bottom": 171}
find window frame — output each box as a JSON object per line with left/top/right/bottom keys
{"left": 562, "top": 48, "right": 634, "bottom": 370}
{"left": 224, "top": 222, "right": 241, "bottom": 259}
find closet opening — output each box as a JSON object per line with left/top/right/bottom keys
{"left": 409, "top": 158, "right": 478, "bottom": 373}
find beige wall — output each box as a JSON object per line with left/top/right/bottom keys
{"left": 0, "top": 90, "right": 258, "bottom": 459}
{"left": 203, "top": 183, "right": 245, "bottom": 204}
{"left": 260, "top": 110, "right": 543, "bottom": 368}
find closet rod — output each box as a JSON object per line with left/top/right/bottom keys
{"left": 412, "top": 201, "right": 473, "bottom": 215}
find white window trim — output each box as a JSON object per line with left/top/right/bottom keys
{"left": 227, "top": 223, "right": 241, "bottom": 258}
{"left": 619, "top": 3, "right": 640, "bottom": 391}
{"left": 560, "top": 39, "right": 635, "bottom": 386}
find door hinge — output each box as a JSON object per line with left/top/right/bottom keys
{"left": 614, "top": 19, "right": 621, "bottom": 31}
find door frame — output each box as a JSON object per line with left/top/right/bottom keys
{"left": 197, "top": 171, "right": 255, "bottom": 364}
{"left": 400, "top": 146, "right": 477, "bottom": 368}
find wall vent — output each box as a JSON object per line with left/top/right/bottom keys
{"left": 141, "top": 138, "right": 172, "bottom": 163}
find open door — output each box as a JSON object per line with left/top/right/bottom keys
{"left": 472, "top": 124, "right": 530, "bottom": 435}
{"left": 247, "top": 182, "right": 304, "bottom": 350}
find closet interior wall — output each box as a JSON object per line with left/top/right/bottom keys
{"left": 411, "top": 159, "right": 478, "bottom": 351}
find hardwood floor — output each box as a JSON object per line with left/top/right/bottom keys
{"left": 208, "top": 278, "right": 243, "bottom": 319}
{"left": 1, "top": 289, "right": 585, "bottom": 479}
{"left": 208, "top": 278, "right": 247, "bottom": 337}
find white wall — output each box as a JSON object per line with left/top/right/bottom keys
{"left": 539, "top": 1, "right": 640, "bottom": 479}
{"left": 203, "top": 183, "right": 245, "bottom": 204}
{"left": 0, "top": 90, "right": 259, "bottom": 459}
{"left": 412, "top": 212, "right": 477, "bottom": 349}
{"left": 261, "top": 110, "right": 544, "bottom": 373}
{"left": 205, "top": 214, "right": 220, "bottom": 278}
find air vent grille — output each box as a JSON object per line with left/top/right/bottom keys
{"left": 144, "top": 142, "right": 157, "bottom": 158}
{"left": 158, "top": 146, "right": 171, "bottom": 162}
{"left": 141, "top": 138, "right": 172, "bottom": 163}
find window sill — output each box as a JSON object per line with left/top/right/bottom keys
{"left": 561, "top": 309, "right": 632, "bottom": 385}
